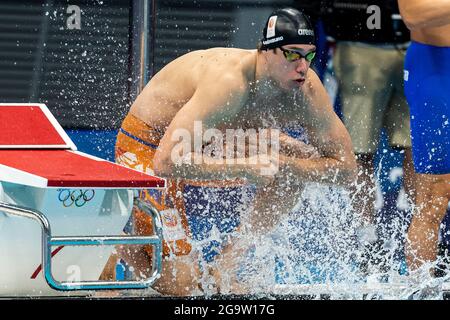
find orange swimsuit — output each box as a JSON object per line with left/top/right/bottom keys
{"left": 116, "top": 113, "right": 192, "bottom": 257}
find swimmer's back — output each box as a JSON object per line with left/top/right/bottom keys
{"left": 398, "top": 0, "right": 450, "bottom": 46}
{"left": 410, "top": 25, "right": 450, "bottom": 46}
{"left": 129, "top": 47, "right": 256, "bottom": 130}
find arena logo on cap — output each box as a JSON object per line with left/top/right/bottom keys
{"left": 266, "top": 15, "right": 277, "bottom": 38}
{"left": 298, "top": 29, "right": 314, "bottom": 36}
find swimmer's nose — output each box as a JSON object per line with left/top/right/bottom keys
{"left": 295, "top": 58, "right": 308, "bottom": 74}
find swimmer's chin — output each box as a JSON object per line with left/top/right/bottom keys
{"left": 278, "top": 79, "right": 305, "bottom": 91}
{"left": 283, "top": 79, "right": 305, "bottom": 90}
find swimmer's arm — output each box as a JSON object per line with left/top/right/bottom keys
{"left": 398, "top": 0, "right": 450, "bottom": 29}
{"left": 153, "top": 74, "right": 272, "bottom": 183}
{"left": 280, "top": 73, "right": 357, "bottom": 186}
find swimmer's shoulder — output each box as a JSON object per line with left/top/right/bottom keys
{"left": 152, "top": 47, "right": 255, "bottom": 97}
{"left": 191, "top": 47, "right": 257, "bottom": 84}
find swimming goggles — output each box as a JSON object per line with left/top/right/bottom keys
{"left": 279, "top": 47, "right": 316, "bottom": 63}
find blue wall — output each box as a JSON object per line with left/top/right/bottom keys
{"left": 66, "top": 129, "right": 117, "bottom": 162}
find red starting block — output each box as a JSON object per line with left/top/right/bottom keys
{"left": 0, "top": 103, "right": 165, "bottom": 295}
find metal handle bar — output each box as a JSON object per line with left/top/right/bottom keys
{"left": 0, "top": 197, "right": 163, "bottom": 291}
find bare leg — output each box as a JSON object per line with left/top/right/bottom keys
{"left": 351, "top": 153, "right": 376, "bottom": 224}
{"left": 100, "top": 241, "right": 203, "bottom": 296}
{"left": 99, "top": 254, "right": 118, "bottom": 281}
{"left": 351, "top": 154, "right": 388, "bottom": 275}
{"left": 352, "top": 150, "right": 416, "bottom": 274}
{"left": 351, "top": 149, "right": 415, "bottom": 227}
{"left": 406, "top": 173, "right": 450, "bottom": 272}
{"left": 402, "top": 148, "right": 417, "bottom": 204}
{"left": 152, "top": 254, "right": 202, "bottom": 296}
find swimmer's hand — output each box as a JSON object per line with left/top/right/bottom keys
{"left": 279, "top": 134, "right": 321, "bottom": 159}
{"left": 243, "top": 154, "right": 278, "bottom": 185}
{"left": 281, "top": 140, "right": 320, "bottom": 159}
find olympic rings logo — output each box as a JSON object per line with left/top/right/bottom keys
{"left": 57, "top": 189, "right": 95, "bottom": 207}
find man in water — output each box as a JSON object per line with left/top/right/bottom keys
{"left": 111, "top": 7, "right": 356, "bottom": 295}
{"left": 398, "top": 0, "right": 450, "bottom": 275}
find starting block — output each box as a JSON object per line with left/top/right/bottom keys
{"left": 0, "top": 103, "right": 166, "bottom": 296}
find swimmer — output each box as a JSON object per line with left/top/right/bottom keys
{"left": 106, "top": 7, "right": 356, "bottom": 296}
{"left": 398, "top": 0, "right": 450, "bottom": 274}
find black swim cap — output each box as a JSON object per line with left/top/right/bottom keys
{"left": 260, "top": 7, "right": 316, "bottom": 50}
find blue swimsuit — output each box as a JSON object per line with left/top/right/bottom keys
{"left": 404, "top": 41, "right": 450, "bottom": 174}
